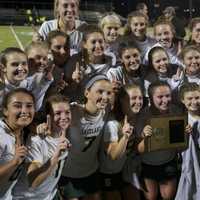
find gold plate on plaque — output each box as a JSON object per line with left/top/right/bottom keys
{"left": 144, "top": 115, "right": 188, "bottom": 152}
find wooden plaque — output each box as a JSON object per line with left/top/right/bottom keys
{"left": 144, "top": 115, "right": 188, "bottom": 152}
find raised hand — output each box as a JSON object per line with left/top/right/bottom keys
{"left": 41, "top": 51, "right": 55, "bottom": 81}
{"left": 122, "top": 115, "right": 134, "bottom": 139}
{"left": 172, "top": 67, "right": 184, "bottom": 82}
{"left": 13, "top": 145, "right": 28, "bottom": 165}
{"left": 57, "top": 73, "right": 68, "bottom": 92}
{"left": 110, "top": 72, "right": 122, "bottom": 93}
{"left": 45, "top": 62, "right": 55, "bottom": 81}
{"left": 32, "top": 25, "right": 43, "bottom": 42}
{"left": 72, "top": 62, "right": 83, "bottom": 83}
{"left": 45, "top": 58, "right": 56, "bottom": 81}
{"left": 36, "top": 114, "right": 52, "bottom": 137}
{"left": 51, "top": 132, "right": 71, "bottom": 163}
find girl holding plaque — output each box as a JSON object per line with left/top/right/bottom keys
{"left": 139, "top": 81, "right": 191, "bottom": 200}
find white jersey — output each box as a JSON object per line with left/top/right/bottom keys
{"left": 62, "top": 106, "right": 107, "bottom": 178}
{"left": 39, "top": 19, "right": 86, "bottom": 53}
{"left": 0, "top": 120, "right": 25, "bottom": 200}
{"left": 12, "top": 135, "right": 68, "bottom": 200}
{"left": 0, "top": 73, "right": 52, "bottom": 112}
{"left": 26, "top": 73, "right": 53, "bottom": 111}
{"left": 188, "top": 113, "right": 200, "bottom": 147}
{"left": 107, "top": 66, "right": 126, "bottom": 84}
{"left": 175, "top": 114, "right": 200, "bottom": 200}
{"left": 135, "top": 36, "right": 156, "bottom": 62}
{"left": 104, "top": 49, "right": 117, "bottom": 66}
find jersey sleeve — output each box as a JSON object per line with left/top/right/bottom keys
{"left": 26, "top": 73, "right": 53, "bottom": 111}
{"left": 27, "top": 136, "right": 44, "bottom": 164}
{"left": 103, "top": 120, "right": 119, "bottom": 143}
{"left": 107, "top": 67, "right": 122, "bottom": 82}
{"left": 38, "top": 21, "right": 49, "bottom": 40}
{"left": 0, "top": 136, "right": 5, "bottom": 158}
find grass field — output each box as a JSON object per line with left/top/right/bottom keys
{"left": 0, "top": 25, "right": 154, "bottom": 52}
{"left": 0, "top": 26, "right": 33, "bottom": 51}
{"left": 0, "top": 25, "right": 190, "bottom": 52}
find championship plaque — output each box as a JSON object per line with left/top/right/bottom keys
{"left": 144, "top": 115, "right": 188, "bottom": 152}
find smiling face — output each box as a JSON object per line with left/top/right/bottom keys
{"left": 122, "top": 87, "right": 143, "bottom": 116}
{"left": 4, "top": 92, "right": 35, "bottom": 131}
{"left": 130, "top": 16, "right": 147, "bottom": 39}
{"left": 182, "top": 90, "right": 200, "bottom": 114}
{"left": 52, "top": 102, "right": 71, "bottom": 131}
{"left": 121, "top": 48, "right": 141, "bottom": 72}
{"left": 152, "top": 86, "right": 172, "bottom": 113}
{"left": 58, "top": 0, "right": 79, "bottom": 23}
{"left": 154, "top": 24, "right": 174, "bottom": 48}
{"left": 183, "top": 49, "right": 200, "bottom": 76}
{"left": 28, "top": 47, "right": 49, "bottom": 73}
{"left": 50, "top": 35, "right": 70, "bottom": 66}
{"left": 151, "top": 49, "right": 169, "bottom": 75}
{"left": 84, "top": 32, "right": 105, "bottom": 58}
{"left": 191, "top": 22, "right": 200, "bottom": 45}
{"left": 4, "top": 52, "right": 28, "bottom": 85}
{"left": 102, "top": 22, "right": 120, "bottom": 43}
{"left": 85, "top": 80, "right": 112, "bottom": 113}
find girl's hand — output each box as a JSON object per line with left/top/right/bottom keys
{"left": 110, "top": 72, "right": 122, "bottom": 93}
{"left": 13, "top": 145, "right": 28, "bottom": 165}
{"left": 72, "top": 62, "right": 83, "bottom": 83}
{"left": 57, "top": 73, "right": 68, "bottom": 92}
{"left": 32, "top": 25, "right": 43, "bottom": 42}
{"left": 185, "top": 124, "right": 192, "bottom": 135}
{"left": 172, "top": 67, "right": 183, "bottom": 82}
{"left": 45, "top": 63, "right": 55, "bottom": 81}
{"left": 51, "top": 130, "right": 71, "bottom": 163}
{"left": 32, "top": 32, "right": 43, "bottom": 42}
{"left": 122, "top": 115, "right": 134, "bottom": 139}
{"left": 142, "top": 125, "right": 153, "bottom": 137}
{"left": 36, "top": 115, "right": 51, "bottom": 137}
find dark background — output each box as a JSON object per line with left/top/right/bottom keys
{"left": 0, "top": 0, "right": 199, "bottom": 25}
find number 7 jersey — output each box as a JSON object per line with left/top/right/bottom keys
{"left": 62, "top": 106, "right": 108, "bottom": 178}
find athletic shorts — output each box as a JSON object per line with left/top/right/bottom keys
{"left": 100, "top": 172, "right": 127, "bottom": 191}
{"left": 141, "top": 158, "right": 178, "bottom": 182}
{"left": 58, "top": 172, "right": 101, "bottom": 199}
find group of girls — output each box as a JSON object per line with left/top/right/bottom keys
{"left": 0, "top": 0, "right": 200, "bottom": 200}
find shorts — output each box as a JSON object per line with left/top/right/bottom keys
{"left": 141, "top": 159, "right": 178, "bottom": 182}
{"left": 100, "top": 172, "right": 127, "bottom": 191}
{"left": 58, "top": 172, "right": 101, "bottom": 199}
